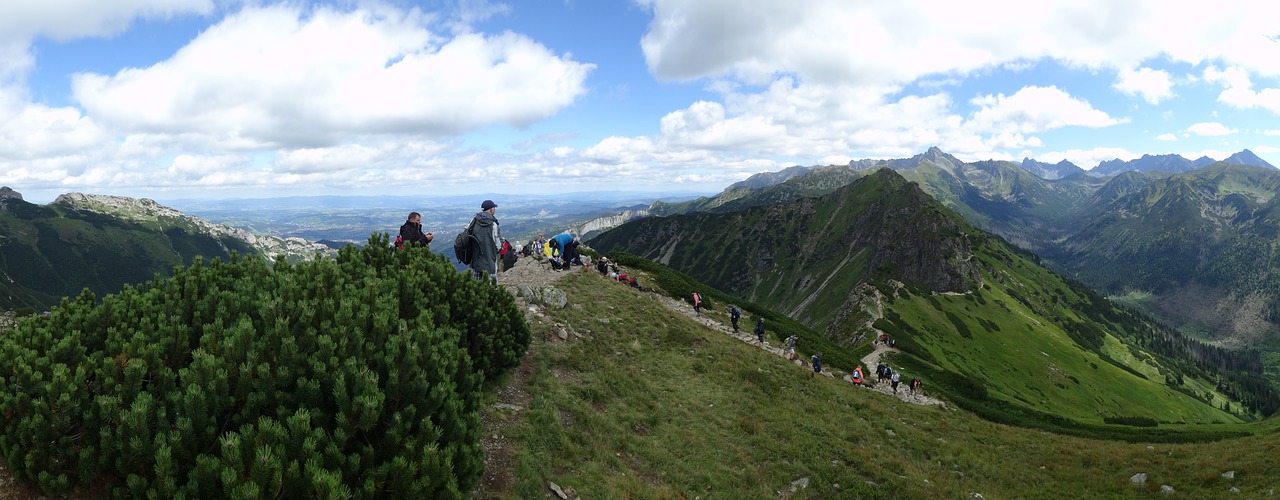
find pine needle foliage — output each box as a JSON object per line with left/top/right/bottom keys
{"left": 0, "top": 233, "right": 529, "bottom": 497}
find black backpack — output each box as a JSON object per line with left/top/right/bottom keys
{"left": 453, "top": 220, "right": 479, "bottom": 265}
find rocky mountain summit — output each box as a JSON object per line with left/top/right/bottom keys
{"left": 52, "top": 192, "right": 335, "bottom": 261}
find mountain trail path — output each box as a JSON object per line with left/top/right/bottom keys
{"left": 649, "top": 285, "right": 948, "bottom": 409}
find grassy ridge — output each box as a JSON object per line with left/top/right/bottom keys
{"left": 483, "top": 272, "right": 1280, "bottom": 498}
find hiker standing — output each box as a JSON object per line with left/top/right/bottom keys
{"left": 692, "top": 292, "right": 703, "bottom": 316}
{"left": 910, "top": 377, "right": 922, "bottom": 395}
{"left": 499, "top": 239, "right": 518, "bottom": 272}
{"left": 890, "top": 370, "right": 901, "bottom": 394}
{"left": 729, "top": 305, "right": 741, "bottom": 332}
{"left": 754, "top": 318, "right": 766, "bottom": 345}
{"left": 399, "top": 212, "right": 433, "bottom": 248}
{"left": 811, "top": 352, "right": 823, "bottom": 373}
{"left": 785, "top": 334, "right": 797, "bottom": 359}
{"left": 469, "top": 200, "right": 501, "bottom": 280}
{"left": 851, "top": 366, "right": 864, "bottom": 386}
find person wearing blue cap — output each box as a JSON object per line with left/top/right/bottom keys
{"left": 469, "top": 200, "right": 501, "bottom": 280}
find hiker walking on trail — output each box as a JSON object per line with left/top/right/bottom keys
{"left": 876, "top": 363, "right": 887, "bottom": 384}
{"left": 811, "top": 352, "right": 823, "bottom": 373}
{"left": 729, "top": 305, "right": 742, "bottom": 332}
{"left": 891, "top": 370, "right": 901, "bottom": 394}
{"left": 910, "top": 377, "right": 922, "bottom": 395}
{"left": 851, "top": 366, "right": 864, "bottom": 386}
{"left": 785, "top": 334, "right": 797, "bottom": 359}
{"left": 692, "top": 292, "right": 703, "bottom": 316}
{"left": 469, "top": 200, "right": 501, "bottom": 281}
{"left": 754, "top": 318, "right": 766, "bottom": 345}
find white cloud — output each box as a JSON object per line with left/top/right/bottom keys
{"left": 1266, "top": 130, "right": 1280, "bottom": 136}
{"left": 0, "top": 0, "right": 212, "bottom": 42}
{"left": 1155, "top": 133, "right": 1177, "bottom": 141}
{"left": 1186, "top": 122, "right": 1237, "bottom": 136}
{"left": 70, "top": 5, "right": 595, "bottom": 149}
{"left": 639, "top": 0, "right": 1280, "bottom": 85}
{"left": 965, "top": 86, "right": 1125, "bottom": 135}
{"left": 1114, "top": 67, "right": 1174, "bottom": 104}
{"left": 1204, "top": 66, "right": 1280, "bottom": 114}
{"left": 0, "top": 89, "right": 107, "bottom": 161}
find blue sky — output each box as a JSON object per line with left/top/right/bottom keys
{"left": 1, "top": 0, "right": 1278, "bottom": 203}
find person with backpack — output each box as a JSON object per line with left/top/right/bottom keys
{"left": 692, "top": 292, "right": 703, "bottom": 316}
{"left": 851, "top": 366, "right": 864, "bottom": 386}
{"left": 728, "top": 305, "right": 742, "bottom": 332}
{"left": 811, "top": 352, "right": 823, "bottom": 373}
{"left": 890, "top": 370, "right": 901, "bottom": 394}
{"left": 398, "top": 212, "right": 433, "bottom": 249}
{"left": 910, "top": 377, "right": 922, "bottom": 395}
{"left": 468, "top": 200, "right": 501, "bottom": 280}
{"left": 499, "top": 238, "right": 518, "bottom": 272}
{"left": 754, "top": 318, "right": 766, "bottom": 346}
{"left": 785, "top": 334, "right": 797, "bottom": 359}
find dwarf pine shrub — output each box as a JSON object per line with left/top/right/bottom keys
{"left": 0, "top": 234, "right": 529, "bottom": 497}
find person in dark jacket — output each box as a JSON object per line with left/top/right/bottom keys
{"left": 469, "top": 200, "right": 501, "bottom": 280}
{"left": 399, "top": 212, "right": 433, "bottom": 247}
{"left": 499, "top": 239, "right": 518, "bottom": 271}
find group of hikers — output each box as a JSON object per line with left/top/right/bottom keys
{"left": 397, "top": 200, "right": 600, "bottom": 281}
{"left": 706, "top": 295, "right": 924, "bottom": 398}
{"left": 400, "top": 204, "right": 925, "bottom": 400}
{"left": 397, "top": 200, "right": 507, "bottom": 280}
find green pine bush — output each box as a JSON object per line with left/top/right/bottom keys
{"left": 0, "top": 234, "right": 529, "bottom": 497}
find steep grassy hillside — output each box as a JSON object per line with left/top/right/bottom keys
{"left": 479, "top": 271, "right": 1280, "bottom": 498}
{"left": 0, "top": 196, "right": 255, "bottom": 310}
{"left": 592, "top": 169, "right": 982, "bottom": 329}
{"left": 590, "top": 169, "right": 1278, "bottom": 423}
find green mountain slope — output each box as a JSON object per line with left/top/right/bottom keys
{"left": 0, "top": 195, "right": 255, "bottom": 309}
{"left": 590, "top": 168, "right": 1276, "bottom": 423}
{"left": 626, "top": 152, "right": 1280, "bottom": 387}
{"left": 592, "top": 169, "right": 981, "bottom": 329}
{"left": 480, "top": 270, "right": 1280, "bottom": 498}
{"left": 1056, "top": 163, "right": 1280, "bottom": 346}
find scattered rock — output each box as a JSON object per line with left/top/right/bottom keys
{"left": 1161, "top": 485, "right": 1174, "bottom": 494}
{"left": 885, "top": 429, "right": 896, "bottom": 437}
{"left": 1231, "top": 487, "right": 1240, "bottom": 494}
{"left": 549, "top": 481, "right": 568, "bottom": 499}
{"left": 1222, "top": 471, "right": 1235, "bottom": 479}
{"left": 788, "top": 477, "right": 809, "bottom": 493}
{"left": 1131, "top": 473, "right": 1147, "bottom": 484}
{"left": 492, "top": 403, "right": 524, "bottom": 412}
{"left": 970, "top": 494, "right": 985, "bottom": 500}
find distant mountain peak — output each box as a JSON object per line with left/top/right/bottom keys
{"left": 1224, "top": 149, "right": 1276, "bottom": 169}
{"left": 0, "top": 187, "right": 21, "bottom": 201}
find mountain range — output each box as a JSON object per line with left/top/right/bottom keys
{"left": 585, "top": 146, "right": 1280, "bottom": 391}
{"left": 591, "top": 168, "right": 1278, "bottom": 422}
{"left": 0, "top": 189, "right": 333, "bottom": 310}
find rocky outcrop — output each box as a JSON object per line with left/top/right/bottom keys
{"left": 573, "top": 209, "right": 650, "bottom": 239}
{"left": 0, "top": 187, "right": 21, "bottom": 201}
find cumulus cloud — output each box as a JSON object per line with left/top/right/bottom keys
{"left": 1114, "top": 67, "right": 1175, "bottom": 104}
{"left": 70, "top": 5, "right": 595, "bottom": 149}
{"left": 639, "top": 0, "right": 1280, "bottom": 85}
{"left": 1155, "top": 133, "right": 1177, "bottom": 141}
{"left": 1266, "top": 130, "right": 1280, "bottom": 136}
{"left": 1204, "top": 66, "right": 1280, "bottom": 114}
{"left": 965, "top": 86, "right": 1125, "bottom": 134}
{"left": 1186, "top": 122, "right": 1237, "bottom": 136}
{"left": 0, "top": 0, "right": 211, "bottom": 42}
